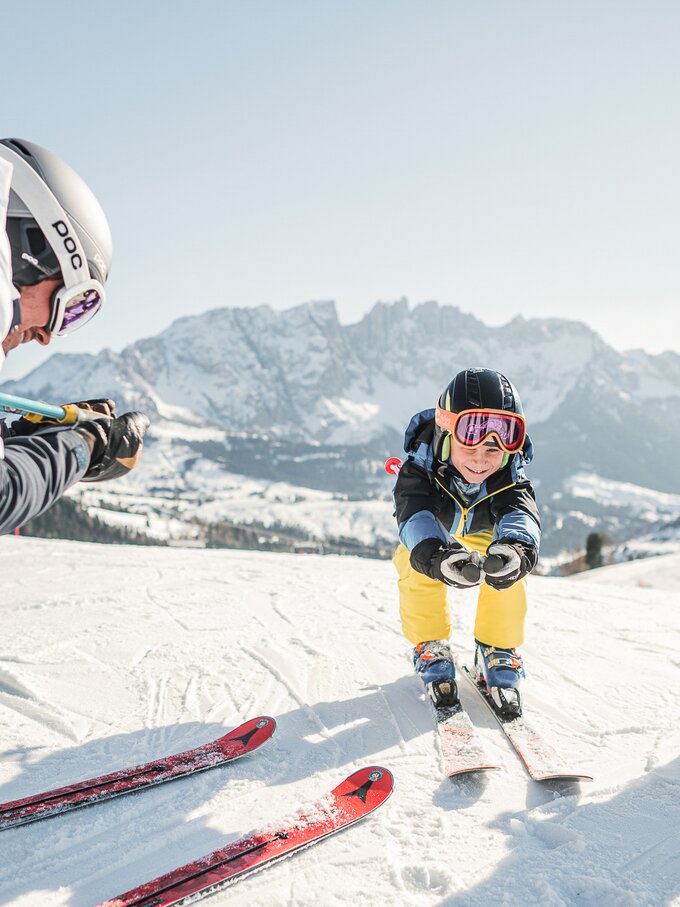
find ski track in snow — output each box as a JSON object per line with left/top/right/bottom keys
{"left": 0, "top": 538, "right": 679, "bottom": 906}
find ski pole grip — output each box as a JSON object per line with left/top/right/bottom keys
{"left": 484, "top": 554, "right": 506, "bottom": 575}
{"left": 23, "top": 404, "right": 81, "bottom": 425}
{"left": 461, "top": 562, "right": 482, "bottom": 584}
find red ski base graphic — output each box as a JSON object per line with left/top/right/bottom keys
{"left": 98, "top": 766, "right": 394, "bottom": 907}
{"left": 0, "top": 716, "right": 276, "bottom": 831}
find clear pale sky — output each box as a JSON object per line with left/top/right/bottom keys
{"left": 2, "top": 0, "right": 679, "bottom": 380}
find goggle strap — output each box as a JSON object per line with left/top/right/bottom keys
{"left": 0, "top": 145, "right": 90, "bottom": 288}
{"left": 48, "top": 287, "right": 65, "bottom": 334}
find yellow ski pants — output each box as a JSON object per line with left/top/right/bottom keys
{"left": 393, "top": 533, "right": 527, "bottom": 648}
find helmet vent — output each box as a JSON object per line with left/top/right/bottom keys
{"left": 6, "top": 139, "right": 31, "bottom": 156}
{"left": 500, "top": 375, "right": 514, "bottom": 411}
{"left": 466, "top": 371, "right": 482, "bottom": 408}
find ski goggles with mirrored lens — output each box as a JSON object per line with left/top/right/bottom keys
{"left": 435, "top": 406, "right": 527, "bottom": 454}
{"left": 48, "top": 281, "right": 105, "bottom": 336}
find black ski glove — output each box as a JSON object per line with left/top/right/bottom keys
{"left": 484, "top": 539, "right": 538, "bottom": 590}
{"left": 411, "top": 538, "right": 484, "bottom": 588}
{"left": 11, "top": 398, "right": 117, "bottom": 435}
{"left": 76, "top": 411, "right": 150, "bottom": 482}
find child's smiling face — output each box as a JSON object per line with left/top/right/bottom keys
{"left": 449, "top": 437, "right": 505, "bottom": 484}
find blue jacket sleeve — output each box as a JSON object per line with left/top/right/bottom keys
{"left": 399, "top": 509, "right": 450, "bottom": 551}
{"left": 490, "top": 481, "right": 541, "bottom": 550}
{"left": 394, "top": 459, "right": 450, "bottom": 551}
{"left": 495, "top": 508, "right": 541, "bottom": 549}
{"left": 0, "top": 430, "right": 90, "bottom": 535}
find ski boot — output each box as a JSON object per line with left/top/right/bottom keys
{"left": 413, "top": 640, "right": 459, "bottom": 708}
{"left": 474, "top": 642, "right": 525, "bottom": 718}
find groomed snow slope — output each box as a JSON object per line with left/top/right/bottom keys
{"left": 0, "top": 537, "right": 679, "bottom": 907}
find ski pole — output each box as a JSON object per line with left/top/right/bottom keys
{"left": 0, "top": 391, "right": 79, "bottom": 424}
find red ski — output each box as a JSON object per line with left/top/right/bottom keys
{"left": 435, "top": 702, "right": 500, "bottom": 777}
{"left": 0, "top": 716, "right": 276, "bottom": 831}
{"left": 98, "top": 766, "right": 394, "bottom": 906}
{"left": 458, "top": 665, "right": 593, "bottom": 782}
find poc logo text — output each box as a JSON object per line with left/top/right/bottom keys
{"left": 51, "top": 220, "right": 83, "bottom": 270}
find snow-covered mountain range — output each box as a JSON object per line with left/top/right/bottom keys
{"left": 2, "top": 299, "right": 679, "bottom": 557}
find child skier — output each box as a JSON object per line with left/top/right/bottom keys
{"left": 392, "top": 367, "right": 540, "bottom": 717}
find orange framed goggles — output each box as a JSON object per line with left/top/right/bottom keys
{"left": 435, "top": 406, "right": 527, "bottom": 454}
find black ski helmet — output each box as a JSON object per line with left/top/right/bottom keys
{"left": 433, "top": 367, "right": 524, "bottom": 463}
{"left": 0, "top": 138, "right": 112, "bottom": 288}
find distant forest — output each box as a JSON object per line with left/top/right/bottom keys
{"left": 20, "top": 497, "right": 162, "bottom": 546}
{"left": 18, "top": 496, "right": 393, "bottom": 559}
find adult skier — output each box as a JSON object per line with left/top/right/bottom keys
{"left": 393, "top": 367, "right": 540, "bottom": 717}
{"left": 0, "top": 138, "right": 148, "bottom": 535}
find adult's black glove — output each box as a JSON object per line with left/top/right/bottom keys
{"left": 76, "top": 411, "right": 150, "bottom": 482}
{"left": 411, "top": 538, "right": 484, "bottom": 588}
{"left": 483, "top": 539, "right": 538, "bottom": 590}
{"left": 11, "top": 399, "right": 117, "bottom": 436}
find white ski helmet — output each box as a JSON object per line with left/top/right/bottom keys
{"left": 0, "top": 138, "right": 112, "bottom": 288}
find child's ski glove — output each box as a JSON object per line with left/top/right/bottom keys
{"left": 484, "top": 539, "right": 537, "bottom": 590}
{"left": 411, "top": 539, "right": 484, "bottom": 588}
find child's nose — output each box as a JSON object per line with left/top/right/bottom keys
{"left": 470, "top": 450, "right": 493, "bottom": 467}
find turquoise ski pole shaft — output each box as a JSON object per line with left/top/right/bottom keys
{"left": 0, "top": 391, "right": 68, "bottom": 421}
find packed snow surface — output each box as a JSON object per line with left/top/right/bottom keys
{"left": 0, "top": 537, "right": 679, "bottom": 906}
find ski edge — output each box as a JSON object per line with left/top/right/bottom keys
{"left": 446, "top": 764, "right": 501, "bottom": 777}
